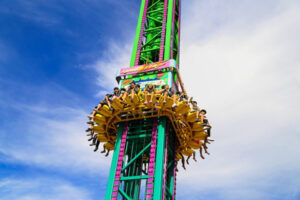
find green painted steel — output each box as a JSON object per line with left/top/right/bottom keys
{"left": 153, "top": 118, "right": 166, "bottom": 200}
{"left": 121, "top": 175, "right": 149, "bottom": 181}
{"left": 119, "top": 188, "right": 132, "bottom": 200}
{"left": 122, "top": 142, "right": 151, "bottom": 171}
{"left": 105, "top": 123, "right": 124, "bottom": 200}
{"left": 164, "top": 0, "right": 174, "bottom": 60}
{"left": 167, "top": 127, "right": 176, "bottom": 200}
{"left": 130, "top": 0, "right": 147, "bottom": 66}
{"left": 105, "top": 118, "right": 177, "bottom": 199}
{"left": 106, "top": 0, "right": 183, "bottom": 198}
{"left": 130, "top": 0, "right": 180, "bottom": 66}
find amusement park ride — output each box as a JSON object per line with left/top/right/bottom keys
{"left": 86, "top": 0, "right": 213, "bottom": 199}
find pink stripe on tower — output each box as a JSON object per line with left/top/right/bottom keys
{"left": 170, "top": 0, "right": 176, "bottom": 59}
{"left": 176, "top": 0, "right": 181, "bottom": 68}
{"left": 111, "top": 123, "right": 129, "bottom": 200}
{"left": 172, "top": 142, "right": 178, "bottom": 200}
{"left": 145, "top": 118, "right": 158, "bottom": 200}
{"left": 159, "top": 0, "right": 169, "bottom": 61}
{"left": 162, "top": 122, "right": 170, "bottom": 200}
{"left": 135, "top": 0, "right": 149, "bottom": 66}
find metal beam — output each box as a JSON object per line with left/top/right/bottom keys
{"left": 130, "top": 0, "right": 147, "bottom": 66}
{"left": 119, "top": 187, "right": 133, "bottom": 200}
{"left": 127, "top": 133, "right": 152, "bottom": 140}
{"left": 153, "top": 118, "right": 166, "bottom": 200}
{"left": 164, "top": 0, "right": 174, "bottom": 60}
{"left": 105, "top": 123, "right": 124, "bottom": 200}
{"left": 120, "top": 175, "right": 149, "bottom": 181}
{"left": 122, "top": 142, "right": 151, "bottom": 171}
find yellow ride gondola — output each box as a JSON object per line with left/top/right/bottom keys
{"left": 104, "top": 142, "right": 115, "bottom": 151}
{"left": 98, "top": 105, "right": 112, "bottom": 117}
{"left": 192, "top": 131, "right": 207, "bottom": 141}
{"left": 191, "top": 121, "right": 204, "bottom": 131}
{"left": 181, "top": 148, "right": 194, "bottom": 156}
{"left": 96, "top": 133, "right": 109, "bottom": 142}
{"left": 94, "top": 114, "right": 106, "bottom": 124}
{"left": 157, "top": 95, "right": 173, "bottom": 109}
{"left": 186, "top": 111, "right": 197, "bottom": 122}
{"left": 93, "top": 124, "right": 106, "bottom": 133}
{"left": 175, "top": 101, "right": 190, "bottom": 115}
{"left": 189, "top": 139, "right": 202, "bottom": 149}
{"left": 125, "top": 94, "right": 140, "bottom": 106}
{"left": 111, "top": 98, "right": 124, "bottom": 110}
{"left": 176, "top": 153, "right": 182, "bottom": 161}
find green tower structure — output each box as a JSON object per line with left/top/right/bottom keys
{"left": 84, "top": 0, "right": 198, "bottom": 199}
{"left": 86, "top": 0, "right": 213, "bottom": 198}
{"left": 105, "top": 1, "right": 183, "bottom": 199}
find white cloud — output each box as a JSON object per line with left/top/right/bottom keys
{"left": 0, "top": 0, "right": 299, "bottom": 199}
{"left": 81, "top": 1, "right": 300, "bottom": 198}
{"left": 0, "top": 89, "right": 113, "bottom": 175}
{"left": 86, "top": 42, "right": 132, "bottom": 97}
{"left": 0, "top": 177, "right": 91, "bottom": 200}
{"left": 175, "top": 0, "right": 300, "bottom": 199}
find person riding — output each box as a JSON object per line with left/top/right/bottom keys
{"left": 101, "top": 144, "right": 111, "bottom": 157}
{"left": 119, "top": 88, "right": 126, "bottom": 101}
{"left": 177, "top": 92, "right": 188, "bottom": 103}
{"left": 144, "top": 83, "right": 156, "bottom": 104}
{"left": 189, "top": 101, "right": 201, "bottom": 122}
{"left": 104, "top": 87, "right": 122, "bottom": 111}
{"left": 200, "top": 109, "right": 214, "bottom": 142}
{"left": 123, "top": 81, "right": 140, "bottom": 103}
{"left": 159, "top": 84, "right": 170, "bottom": 104}
{"left": 89, "top": 87, "right": 119, "bottom": 118}
{"left": 111, "top": 87, "right": 121, "bottom": 100}
{"left": 186, "top": 151, "right": 197, "bottom": 164}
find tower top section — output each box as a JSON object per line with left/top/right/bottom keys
{"left": 130, "top": 0, "right": 181, "bottom": 68}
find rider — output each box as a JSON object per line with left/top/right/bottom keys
{"left": 189, "top": 101, "right": 201, "bottom": 122}
{"left": 144, "top": 83, "right": 156, "bottom": 104}
{"left": 123, "top": 81, "right": 140, "bottom": 103}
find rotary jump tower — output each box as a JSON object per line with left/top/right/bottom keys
{"left": 87, "top": 0, "right": 212, "bottom": 199}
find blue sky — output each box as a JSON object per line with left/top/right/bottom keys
{"left": 0, "top": 0, "right": 300, "bottom": 200}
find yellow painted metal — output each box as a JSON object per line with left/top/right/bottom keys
{"left": 89, "top": 95, "right": 210, "bottom": 156}
{"left": 96, "top": 133, "right": 109, "bottom": 142}
{"left": 176, "top": 153, "right": 182, "bottom": 161}
{"left": 175, "top": 101, "right": 190, "bottom": 115}
{"left": 93, "top": 125, "right": 106, "bottom": 133}
{"left": 189, "top": 140, "right": 202, "bottom": 150}
{"left": 111, "top": 98, "right": 124, "bottom": 110}
{"left": 94, "top": 114, "right": 106, "bottom": 124}
{"left": 192, "top": 131, "right": 207, "bottom": 140}
{"left": 186, "top": 112, "right": 197, "bottom": 122}
{"left": 98, "top": 105, "right": 112, "bottom": 117}
{"left": 182, "top": 148, "right": 194, "bottom": 156}
{"left": 104, "top": 142, "right": 115, "bottom": 151}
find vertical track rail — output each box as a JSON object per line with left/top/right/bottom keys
{"left": 111, "top": 123, "right": 129, "bottom": 200}
{"left": 135, "top": 0, "right": 149, "bottom": 65}
{"left": 170, "top": 0, "right": 176, "bottom": 59}
{"left": 172, "top": 143, "right": 177, "bottom": 200}
{"left": 162, "top": 122, "right": 170, "bottom": 199}
{"left": 145, "top": 118, "right": 158, "bottom": 200}
{"left": 159, "top": 0, "right": 168, "bottom": 61}
{"left": 176, "top": 0, "right": 181, "bottom": 68}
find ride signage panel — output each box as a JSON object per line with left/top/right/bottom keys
{"left": 119, "top": 59, "right": 176, "bottom": 76}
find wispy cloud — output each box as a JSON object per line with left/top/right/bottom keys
{"left": 175, "top": 0, "right": 300, "bottom": 199}
{"left": 0, "top": 82, "right": 112, "bottom": 175}
{"left": 0, "top": 177, "right": 92, "bottom": 200}
{"left": 0, "top": 39, "right": 15, "bottom": 64}
{"left": 0, "top": 0, "right": 299, "bottom": 199}
{"left": 86, "top": 41, "right": 132, "bottom": 97}
{"left": 0, "top": 0, "right": 62, "bottom": 27}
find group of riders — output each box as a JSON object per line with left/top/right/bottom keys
{"left": 86, "top": 81, "right": 213, "bottom": 169}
